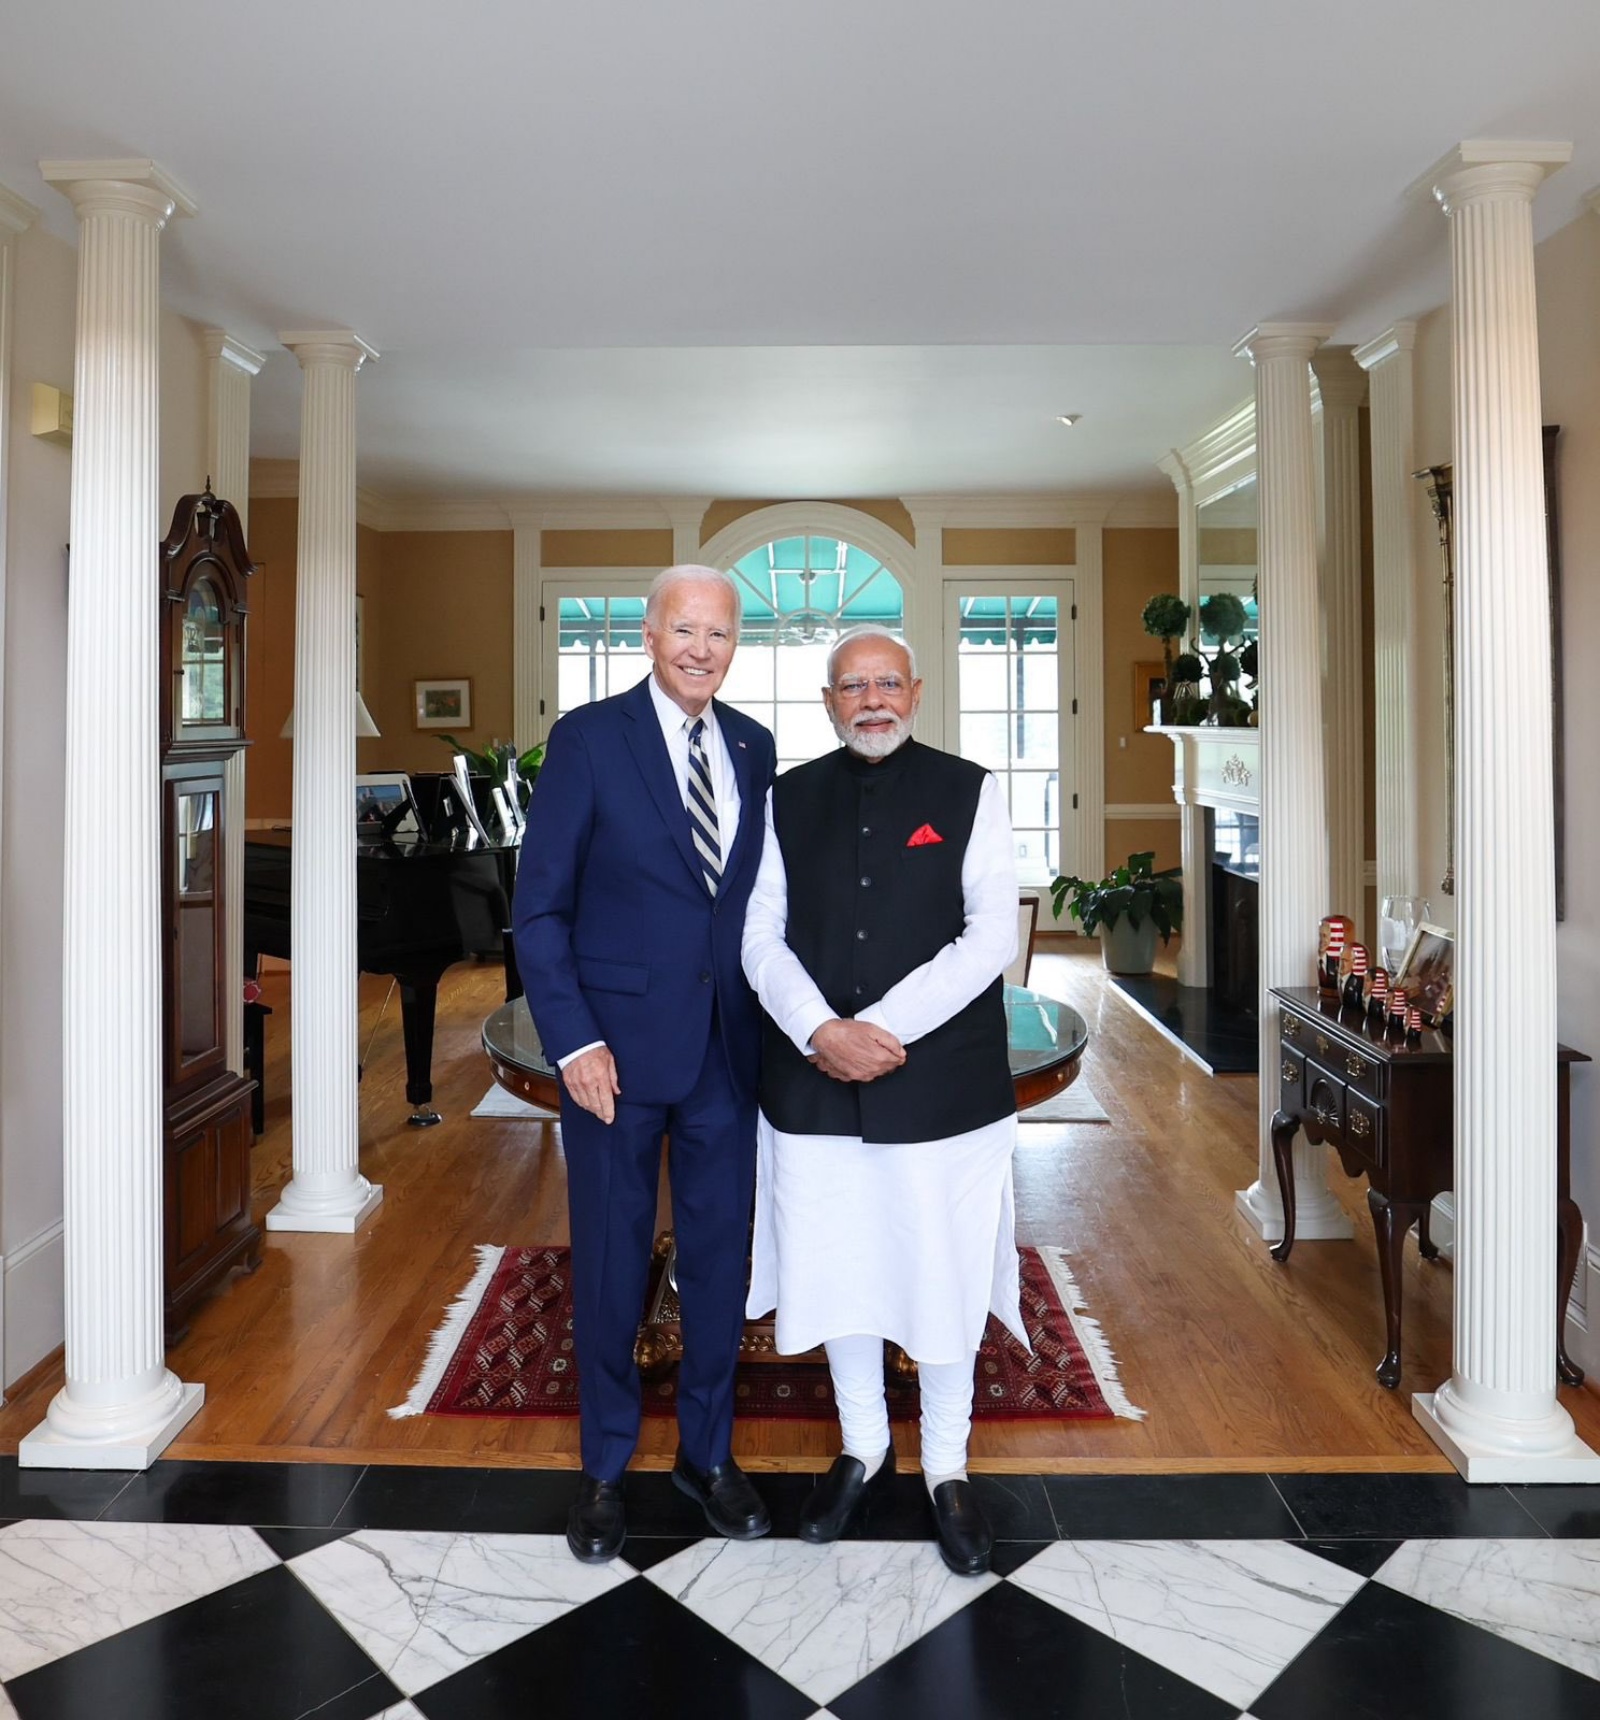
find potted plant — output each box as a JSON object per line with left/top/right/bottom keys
{"left": 1049, "top": 850, "right": 1184, "bottom": 974}
{"left": 435, "top": 735, "right": 545, "bottom": 809}
{"left": 1141, "top": 593, "right": 1192, "bottom": 686}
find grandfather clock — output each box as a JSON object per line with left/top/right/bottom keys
{"left": 159, "top": 488, "right": 261, "bottom": 1339}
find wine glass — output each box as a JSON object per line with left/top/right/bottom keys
{"left": 1378, "top": 895, "right": 1430, "bottom": 975}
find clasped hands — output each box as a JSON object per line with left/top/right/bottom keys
{"left": 810, "top": 1018, "right": 906, "bottom": 1084}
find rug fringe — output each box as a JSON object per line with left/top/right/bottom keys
{"left": 1035, "top": 1244, "right": 1147, "bottom": 1421}
{"left": 388, "top": 1244, "right": 506, "bottom": 1418}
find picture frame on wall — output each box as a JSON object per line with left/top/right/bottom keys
{"left": 1133, "top": 660, "right": 1167, "bottom": 728}
{"left": 413, "top": 677, "right": 472, "bottom": 731}
{"left": 1394, "top": 922, "right": 1455, "bottom": 1026}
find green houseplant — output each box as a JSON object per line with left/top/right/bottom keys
{"left": 1049, "top": 850, "right": 1184, "bottom": 974}
{"left": 435, "top": 735, "right": 545, "bottom": 808}
{"left": 1141, "top": 593, "right": 1192, "bottom": 684}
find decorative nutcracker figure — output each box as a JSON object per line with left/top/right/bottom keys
{"left": 1342, "top": 943, "right": 1370, "bottom": 1012}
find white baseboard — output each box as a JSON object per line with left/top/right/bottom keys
{"left": 2, "top": 1219, "right": 64, "bottom": 1393}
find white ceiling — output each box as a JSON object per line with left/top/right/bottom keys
{"left": 4, "top": 0, "right": 1599, "bottom": 499}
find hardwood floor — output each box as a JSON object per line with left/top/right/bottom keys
{"left": 6, "top": 938, "right": 1597, "bottom": 1472}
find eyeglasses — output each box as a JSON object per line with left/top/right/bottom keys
{"left": 832, "top": 675, "right": 909, "bottom": 698}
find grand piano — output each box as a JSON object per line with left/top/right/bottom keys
{"left": 244, "top": 791, "right": 519, "bottom": 1124}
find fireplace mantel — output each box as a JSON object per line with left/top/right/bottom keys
{"left": 1149, "top": 724, "right": 1261, "bottom": 986}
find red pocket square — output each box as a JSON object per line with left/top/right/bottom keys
{"left": 906, "top": 823, "right": 944, "bottom": 847}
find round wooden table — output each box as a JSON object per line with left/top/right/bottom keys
{"left": 482, "top": 982, "right": 1089, "bottom": 1115}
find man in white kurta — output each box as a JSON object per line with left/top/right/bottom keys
{"left": 742, "top": 624, "right": 1022, "bottom": 1575}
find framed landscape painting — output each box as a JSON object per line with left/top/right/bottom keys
{"left": 413, "top": 677, "right": 472, "bottom": 731}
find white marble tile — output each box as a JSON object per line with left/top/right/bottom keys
{"left": 0, "top": 1519, "right": 280, "bottom": 1681}
{"left": 645, "top": 1536, "right": 995, "bottom": 1706}
{"left": 0, "top": 1684, "right": 19, "bottom": 1718}
{"left": 290, "top": 1530, "right": 628, "bottom": 1695}
{"left": 1377, "top": 1538, "right": 1600, "bottom": 1680}
{"left": 1010, "top": 1539, "right": 1365, "bottom": 1710}
{"left": 369, "top": 1706, "right": 427, "bottom": 1720}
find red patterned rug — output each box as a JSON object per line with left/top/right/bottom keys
{"left": 392, "top": 1245, "right": 1144, "bottom": 1423}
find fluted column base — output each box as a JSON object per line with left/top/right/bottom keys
{"left": 20, "top": 1372, "right": 203, "bottom": 1470}
{"left": 265, "top": 1169, "right": 383, "bottom": 1234}
{"left": 1235, "top": 1159, "right": 1355, "bottom": 1243}
{"left": 1414, "top": 1383, "right": 1599, "bottom": 1483}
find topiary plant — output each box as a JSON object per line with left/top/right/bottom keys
{"left": 1170, "top": 651, "right": 1205, "bottom": 685}
{"left": 1199, "top": 591, "right": 1248, "bottom": 647}
{"left": 1141, "top": 593, "right": 1192, "bottom": 681}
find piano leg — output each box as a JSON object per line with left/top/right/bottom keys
{"left": 397, "top": 972, "right": 445, "bottom": 1126}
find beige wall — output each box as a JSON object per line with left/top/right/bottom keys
{"left": 943, "top": 526, "right": 1075, "bottom": 566}
{"left": 1102, "top": 526, "right": 1181, "bottom": 873}
{"left": 542, "top": 527, "right": 672, "bottom": 568}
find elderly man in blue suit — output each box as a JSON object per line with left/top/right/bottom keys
{"left": 514, "top": 564, "right": 776, "bottom": 1562}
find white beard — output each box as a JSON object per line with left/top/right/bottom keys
{"left": 834, "top": 711, "right": 913, "bottom": 760}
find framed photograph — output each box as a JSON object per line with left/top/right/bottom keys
{"left": 1133, "top": 660, "right": 1167, "bottom": 728}
{"left": 413, "top": 676, "right": 472, "bottom": 731}
{"left": 355, "top": 772, "right": 419, "bottom": 840}
{"left": 1394, "top": 922, "right": 1455, "bottom": 1025}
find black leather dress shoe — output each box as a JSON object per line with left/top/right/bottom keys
{"left": 799, "top": 1445, "right": 898, "bottom": 1544}
{"left": 567, "top": 1472, "right": 626, "bottom": 1563}
{"left": 671, "top": 1451, "right": 772, "bottom": 1540}
{"left": 929, "top": 1479, "right": 992, "bottom": 1576}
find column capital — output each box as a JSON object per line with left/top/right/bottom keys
{"left": 279, "top": 330, "right": 378, "bottom": 371}
{"left": 1416, "top": 141, "right": 1571, "bottom": 215}
{"left": 1353, "top": 323, "right": 1416, "bottom": 372}
{"left": 40, "top": 158, "right": 196, "bottom": 224}
{"left": 0, "top": 181, "right": 39, "bottom": 236}
{"left": 202, "top": 328, "right": 266, "bottom": 377}
{"left": 1233, "top": 323, "right": 1335, "bottom": 365}
{"left": 1311, "top": 345, "right": 1368, "bottom": 413}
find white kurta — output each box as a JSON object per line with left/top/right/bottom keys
{"left": 742, "top": 768, "right": 1027, "bottom": 1364}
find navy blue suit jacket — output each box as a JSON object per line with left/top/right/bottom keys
{"left": 513, "top": 675, "right": 776, "bottom": 1106}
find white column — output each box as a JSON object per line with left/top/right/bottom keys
{"left": 511, "top": 513, "right": 542, "bottom": 743}
{"left": 1157, "top": 449, "right": 1210, "bottom": 987}
{"left": 1310, "top": 349, "right": 1368, "bottom": 928}
{"left": 21, "top": 161, "right": 203, "bottom": 1467}
{"left": 1072, "top": 522, "right": 1107, "bottom": 887}
{"left": 265, "top": 331, "right": 382, "bottom": 1234}
{"left": 202, "top": 329, "right": 265, "bottom": 1078}
{"left": 1233, "top": 323, "right": 1352, "bottom": 1244}
{"left": 1354, "top": 325, "right": 1420, "bottom": 906}
{"left": 1410, "top": 143, "right": 1599, "bottom": 1481}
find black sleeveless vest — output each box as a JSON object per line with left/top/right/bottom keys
{"left": 761, "top": 739, "right": 1014, "bottom": 1144}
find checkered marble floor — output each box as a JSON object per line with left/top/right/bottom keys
{"left": 3, "top": 1458, "right": 1600, "bottom": 1718}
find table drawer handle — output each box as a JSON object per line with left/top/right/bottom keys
{"left": 1350, "top": 1109, "right": 1373, "bottom": 1140}
{"left": 1316, "top": 1033, "right": 1332, "bottom": 1056}
{"left": 1282, "top": 1060, "right": 1300, "bottom": 1085}
{"left": 1283, "top": 1016, "right": 1301, "bottom": 1042}
{"left": 1347, "top": 1053, "right": 1370, "bottom": 1081}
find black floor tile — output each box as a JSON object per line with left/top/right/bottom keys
{"left": 1108, "top": 973, "right": 1259, "bottom": 1074}
{"left": 0, "top": 1458, "right": 135, "bottom": 1522}
{"left": 829, "top": 1582, "right": 1236, "bottom": 1720}
{"left": 5, "top": 1563, "right": 399, "bottom": 1720}
{"left": 625, "top": 1470, "right": 818, "bottom": 1540}
{"left": 967, "top": 1473, "right": 1057, "bottom": 1540}
{"left": 102, "top": 1460, "right": 364, "bottom": 1527}
{"left": 837, "top": 1473, "right": 940, "bottom": 1540}
{"left": 623, "top": 1534, "right": 705, "bottom": 1573}
{"left": 988, "top": 1539, "right": 1049, "bottom": 1577}
{"left": 413, "top": 1575, "right": 814, "bottom": 1720}
{"left": 254, "top": 1525, "right": 355, "bottom": 1561}
{"left": 1043, "top": 1473, "right": 1301, "bottom": 1539}
{"left": 1252, "top": 1579, "right": 1600, "bottom": 1719}
{"left": 1271, "top": 1472, "right": 1546, "bottom": 1539}
{"left": 331, "top": 1463, "right": 576, "bottom": 1533}
{"left": 1292, "top": 1538, "right": 1402, "bottom": 1579}
{"left": 1504, "top": 1483, "right": 1600, "bottom": 1537}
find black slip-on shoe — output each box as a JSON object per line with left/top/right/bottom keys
{"left": 671, "top": 1450, "right": 772, "bottom": 1540}
{"left": 799, "top": 1444, "right": 898, "bottom": 1544}
{"left": 567, "top": 1471, "right": 626, "bottom": 1563}
{"left": 929, "top": 1478, "right": 992, "bottom": 1576}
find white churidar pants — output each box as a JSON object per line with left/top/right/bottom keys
{"left": 824, "top": 1332, "right": 978, "bottom": 1476}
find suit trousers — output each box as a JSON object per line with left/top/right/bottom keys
{"left": 561, "top": 1023, "right": 757, "bottom": 1481}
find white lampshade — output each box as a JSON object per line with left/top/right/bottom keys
{"left": 279, "top": 692, "right": 382, "bottom": 739}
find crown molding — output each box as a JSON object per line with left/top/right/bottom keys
{"left": 902, "top": 491, "right": 1171, "bottom": 529}
{"left": 40, "top": 157, "right": 198, "bottom": 218}
{"left": 248, "top": 458, "right": 299, "bottom": 499}
{"left": 1167, "top": 397, "right": 1256, "bottom": 502}
{"left": 201, "top": 328, "right": 266, "bottom": 376}
{"left": 0, "top": 182, "right": 39, "bottom": 236}
{"left": 362, "top": 493, "right": 514, "bottom": 532}
{"left": 1353, "top": 322, "right": 1417, "bottom": 372}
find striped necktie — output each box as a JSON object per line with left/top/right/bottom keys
{"left": 686, "top": 717, "right": 722, "bottom": 896}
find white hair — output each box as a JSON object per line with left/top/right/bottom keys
{"left": 645, "top": 563, "right": 742, "bottom": 624}
{"left": 826, "top": 623, "right": 915, "bottom": 685}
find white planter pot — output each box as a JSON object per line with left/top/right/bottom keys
{"left": 1100, "top": 915, "right": 1159, "bottom": 975}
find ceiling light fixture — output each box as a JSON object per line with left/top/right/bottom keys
{"left": 1056, "top": 414, "right": 1082, "bottom": 427}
